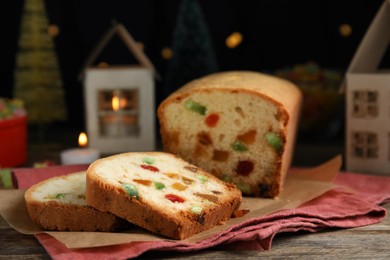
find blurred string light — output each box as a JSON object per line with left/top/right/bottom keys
{"left": 161, "top": 47, "right": 173, "bottom": 60}
{"left": 226, "top": 31, "right": 243, "bottom": 48}
{"left": 47, "top": 24, "right": 60, "bottom": 37}
{"left": 161, "top": 31, "right": 243, "bottom": 59}
{"left": 339, "top": 23, "right": 352, "bottom": 37}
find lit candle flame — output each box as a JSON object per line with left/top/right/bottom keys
{"left": 112, "top": 94, "right": 127, "bottom": 111}
{"left": 112, "top": 96, "right": 120, "bottom": 111}
{"left": 78, "top": 132, "right": 88, "bottom": 147}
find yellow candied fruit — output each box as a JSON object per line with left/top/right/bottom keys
{"left": 166, "top": 173, "right": 180, "bottom": 179}
{"left": 171, "top": 182, "right": 187, "bottom": 191}
{"left": 133, "top": 179, "right": 152, "bottom": 186}
{"left": 237, "top": 130, "right": 257, "bottom": 145}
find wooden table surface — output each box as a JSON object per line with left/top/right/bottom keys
{"left": 1, "top": 203, "right": 389, "bottom": 259}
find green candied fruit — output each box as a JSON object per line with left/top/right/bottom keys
{"left": 196, "top": 175, "right": 208, "bottom": 183}
{"left": 264, "top": 132, "right": 283, "bottom": 153}
{"left": 184, "top": 99, "right": 207, "bottom": 115}
{"left": 55, "top": 193, "right": 66, "bottom": 199}
{"left": 231, "top": 141, "right": 248, "bottom": 152}
{"left": 122, "top": 183, "right": 140, "bottom": 200}
{"left": 154, "top": 182, "right": 165, "bottom": 190}
{"left": 191, "top": 206, "right": 203, "bottom": 214}
{"left": 143, "top": 157, "right": 155, "bottom": 165}
{"left": 236, "top": 183, "right": 252, "bottom": 195}
{"left": 221, "top": 174, "right": 232, "bottom": 183}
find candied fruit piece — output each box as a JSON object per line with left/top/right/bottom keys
{"left": 237, "top": 130, "right": 257, "bottom": 145}
{"left": 236, "top": 182, "right": 252, "bottom": 194}
{"left": 258, "top": 183, "right": 272, "bottom": 197}
{"left": 154, "top": 182, "right": 165, "bottom": 190}
{"left": 123, "top": 183, "right": 140, "bottom": 200}
{"left": 194, "top": 193, "right": 218, "bottom": 203}
{"left": 141, "top": 164, "right": 159, "bottom": 172}
{"left": 143, "top": 157, "right": 155, "bottom": 165}
{"left": 221, "top": 174, "right": 232, "bottom": 182}
{"left": 265, "top": 132, "right": 283, "bottom": 153}
{"left": 191, "top": 206, "right": 203, "bottom": 214}
{"left": 197, "top": 132, "right": 212, "bottom": 145}
{"left": 165, "top": 194, "right": 185, "bottom": 203}
{"left": 205, "top": 113, "right": 219, "bottom": 127}
{"left": 133, "top": 179, "right": 152, "bottom": 186}
{"left": 235, "top": 160, "right": 254, "bottom": 176}
{"left": 166, "top": 173, "right": 179, "bottom": 179}
{"left": 172, "top": 182, "right": 187, "bottom": 191}
{"left": 231, "top": 141, "right": 248, "bottom": 152}
{"left": 182, "top": 176, "right": 194, "bottom": 185}
{"left": 212, "top": 150, "right": 229, "bottom": 161}
{"left": 196, "top": 175, "right": 208, "bottom": 183}
{"left": 235, "top": 106, "right": 245, "bottom": 118}
{"left": 184, "top": 99, "right": 206, "bottom": 115}
{"left": 55, "top": 193, "right": 65, "bottom": 199}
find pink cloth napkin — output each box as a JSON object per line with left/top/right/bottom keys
{"left": 12, "top": 166, "right": 390, "bottom": 260}
{"left": 14, "top": 165, "right": 88, "bottom": 189}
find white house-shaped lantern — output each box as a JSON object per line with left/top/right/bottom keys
{"left": 345, "top": 0, "right": 390, "bottom": 175}
{"left": 80, "top": 23, "right": 158, "bottom": 154}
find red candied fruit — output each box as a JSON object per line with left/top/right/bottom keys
{"left": 205, "top": 113, "right": 219, "bottom": 127}
{"left": 141, "top": 164, "right": 159, "bottom": 172}
{"left": 235, "top": 160, "right": 254, "bottom": 176}
{"left": 165, "top": 194, "right": 185, "bottom": 203}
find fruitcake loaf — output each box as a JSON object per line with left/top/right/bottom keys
{"left": 24, "top": 172, "right": 129, "bottom": 232}
{"left": 158, "top": 71, "right": 302, "bottom": 198}
{"left": 85, "top": 152, "right": 242, "bottom": 240}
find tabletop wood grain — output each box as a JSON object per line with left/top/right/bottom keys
{"left": 1, "top": 202, "right": 389, "bottom": 259}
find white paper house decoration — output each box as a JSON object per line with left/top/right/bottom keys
{"left": 345, "top": 0, "right": 390, "bottom": 175}
{"left": 80, "top": 23, "right": 158, "bottom": 154}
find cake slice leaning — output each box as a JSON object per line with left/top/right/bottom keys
{"left": 85, "top": 152, "right": 242, "bottom": 240}
{"left": 25, "top": 172, "right": 129, "bottom": 232}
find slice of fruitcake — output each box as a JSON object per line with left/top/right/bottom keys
{"left": 24, "top": 172, "right": 129, "bottom": 231}
{"left": 158, "top": 71, "right": 302, "bottom": 198}
{"left": 85, "top": 152, "right": 242, "bottom": 240}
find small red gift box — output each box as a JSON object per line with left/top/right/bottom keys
{"left": 0, "top": 115, "right": 27, "bottom": 167}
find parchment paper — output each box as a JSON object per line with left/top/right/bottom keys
{"left": 0, "top": 156, "right": 342, "bottom": 249}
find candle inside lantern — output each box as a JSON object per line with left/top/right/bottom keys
{"left": 111, "top": 94, "right": 127, "bottom": 111}
{"left": 60, "top": 132, "right": 100, "bottom": 165}
{"left": 101, "top": 92, "right": 138, "bottom": 137}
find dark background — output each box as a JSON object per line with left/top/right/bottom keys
{"left": 0, "top": 0, "right": 386, "bottom": 130}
